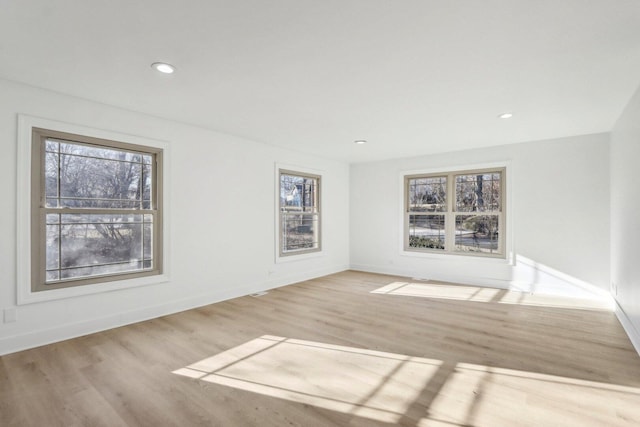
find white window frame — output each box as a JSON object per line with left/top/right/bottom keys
{"left": 274, "top": 163, "right": 323, "bottom": 263}
{"left": 17, "top": 115, "right": 171, "bottom": 305}
{"left": 400, "top": 162, "right": 511, "bottom": 261}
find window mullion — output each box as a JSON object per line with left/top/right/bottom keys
{"left": 445, "top": 172, "right": 455, "bottom": 252}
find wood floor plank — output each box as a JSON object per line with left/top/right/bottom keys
{"left": 1, "top": 270, "right": 639, "bottom": 426}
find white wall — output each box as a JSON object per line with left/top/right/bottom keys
{"left": 611, "top": 83, "right": 640, "bottom": 352}
{"left": 0, "top": 74, "right": 624, "bottom": 355}
{"left": 350, "top": 133, "right": 611, "bottom": 300}
{"left": 0, "top": 79, "right": 350, "bottom": 355}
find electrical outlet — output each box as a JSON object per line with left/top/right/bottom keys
{"left": 4, "top": 308, "right": 16, "bottom": 323}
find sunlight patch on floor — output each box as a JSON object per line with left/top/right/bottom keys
{"left": 173, "top": 335, "right": 441, "bottom": 423}
{"left": 418, "top": 363, "right": 640, "bottom": 427}
{"left": 371, "top": 282, "right": 613, "bottom": 311}
{"left": 174, "top": 336, "right": 640, "bottom": 426}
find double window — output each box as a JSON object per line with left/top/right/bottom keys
{"left": 31, "top": 128, "right": 163, "bottom": 292}
{"left": 405, "top": 168, "right": 505, "bottom": 257}
{"left": 278, "top": 169, "right": 321, "bottom": 257}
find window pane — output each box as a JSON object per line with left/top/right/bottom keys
{"left": 44, "top": 141, "right": 151, "bottom": 209}
{"left": 45, "top": 213, "right": 153, "bottom": 283}
{"left": 280, "top": 174, "right": 318, "bottom": 213}
{"left": 46, "top": 214, "right": 61, "bottom": 269}
{"left": 58, "top": 141, "right": 142, "bottom": 163}
{"left": 46, "top": 213, "right": 60, "bottom": 224}
{"left": 45, "top": 151, "right": 59, "bottom": 202}
{"left": 408, "top": 214, "right": 445, "bottom": 250}
{"left": 282, "top": 213, "right": 319, "bottom": 253}
{"left": 408, "top": 176, "right": 446, "bottom": 212}
{"left": 455, "top": 215, "right": 499, "bottom": 253}
{"left": 45, "top": 139, "right": 59, "bottom": 153}
{"left": 143, "top": 214, "right": 153, "bottom": 260}
{"left": 46, "top": 224, "right": 60, "bottom": 270}
{"left": 455, "top": 173, "right": 501, "bottom": 212}
{"left": 142, "top": 161, "right": 152, "bottom": 209}
{"left": 59, "top": 153, "right": 143, "bottom": 208}
{"left": 46, "top": 271, "right": 60, "bottom": 282}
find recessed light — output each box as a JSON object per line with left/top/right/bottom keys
{"left": 151, "top": 62, "right": 175, "bottom": 74}
{"left": 354, "top": 140, "right": 367, "bottom": 145}
{"left": 498, "top": 112, "right": 513, "bottom": 119}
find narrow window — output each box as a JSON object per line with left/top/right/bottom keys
{"left": 279, "top": 170, "right": 321, "bottom": 256}
{"left": 31, "top": 128, "right": 163, "bottom": 291}
{"left": 405, "top": 168, "right": 505, "bottom": 257}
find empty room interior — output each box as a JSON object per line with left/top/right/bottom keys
{"left": 2, "top": 1, "right": 640, "bottom": 426}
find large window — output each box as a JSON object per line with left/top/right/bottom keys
{"left": 405, "top": 168, "right": 505, "bottom": 257}
{"left": 30, "top": 128, "right": 163, "bottom": 292}
{"left": 278, "top": 169, "right": 321, "bottom": 257}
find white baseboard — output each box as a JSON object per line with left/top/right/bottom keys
{"left": 263, "top": 265, "right": 349, "bottom": 291}
{"left": 349, "top": 263, "right": 511, "bottom": 289}
{"left": 615, "top": 301, "right": 640, "bottom": 357}
{"left": 0, "top": 264, "right": 349, "bottom": 356}
{"left": 350, "top": 262, "right": 613, "bottom": 303}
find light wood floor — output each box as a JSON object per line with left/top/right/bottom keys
{"left": 2, "top": 270, "right": 640, "bottom": 426}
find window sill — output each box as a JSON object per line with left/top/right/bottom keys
{"left": 17, "top": 273, "right": 170, "bottom": 305}
{"left": 400, "top": 249, "right": 513, "bottom": 265}
{"left": 275, "top": 250, "right": 324, "bottom": 264}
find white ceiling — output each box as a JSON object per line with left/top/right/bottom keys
{"left": 2, "top": 1, "right": 640, "bottom": 163}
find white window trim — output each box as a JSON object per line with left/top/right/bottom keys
{"left": 16, "top": 115, "right": 171, "bottom": 305}
{"left": 274, "top": 162, "right": 324, "bottom": 263}
{"left": 398, "top": 161, "right": 514, "bottom": 265}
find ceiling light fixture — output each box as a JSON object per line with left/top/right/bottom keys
{"left": 151, "top": 62, "right": 176, "bottom": 74}
{"left": 354, "top": 140, "right": 367, "bottom": 145}
{"left": 498, "top": 112, "right": 513, "bottom": 119}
